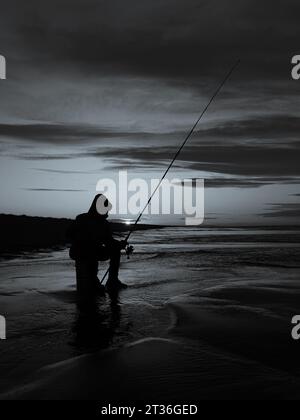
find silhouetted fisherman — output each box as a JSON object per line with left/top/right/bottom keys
{"left": 68, "top": 194, "right": 128, "bottom": 295}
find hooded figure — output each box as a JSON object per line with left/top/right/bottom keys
{"left": 68, "top": 194, "right": 127, "bottom": 295}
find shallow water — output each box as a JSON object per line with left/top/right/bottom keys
{"left": 0, "top": 227, "right": 300, "bottom": 397}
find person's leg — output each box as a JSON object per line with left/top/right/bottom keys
{"left": 106, "top": 245, "right": 127, "bottom": 289}
{"left": 89, "top": 260, "right": 99, "bottom": 287}
{"left": 108, "top": 247, "right": 121, "bottom": 282}
{"left": 76, "top": 260, "right": 104, "bottom": 296}
{"left": 89, "top": 260, "right": 106, "bottom": 294}
{"left": 75, "top": 260, "right": 90, "bottom": 295}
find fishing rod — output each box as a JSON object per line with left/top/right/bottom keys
{"left": 100, "top": 59, "right": 240, "bottom": 284}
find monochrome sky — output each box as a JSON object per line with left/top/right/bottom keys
{"left": 0, "top": 0, "right": 299, "bottom": 224}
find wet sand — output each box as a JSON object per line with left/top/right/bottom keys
{"left": 0, "top": 227, "right": 300, "bottom": 399}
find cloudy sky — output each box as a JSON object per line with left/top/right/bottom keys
{"left": 0, "top": 0, "right": 299, "bottom": 224}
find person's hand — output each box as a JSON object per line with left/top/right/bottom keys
{"left": 120, "top": 240, "right": 128, "bottom": 249}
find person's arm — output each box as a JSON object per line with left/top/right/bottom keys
{"left": 104, "top": 221, "right": 127, "bottom": 249}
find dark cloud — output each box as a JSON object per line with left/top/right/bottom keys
{"left": 2, "top": 114, "right": 300, "bottom": 145}
{"left": 209, "top": 178, "right": 300, "bottom": 188}
{"left": 194, "top": 115, "right": 300, "bottom": 143}
{"left": 87, "top": 143, "right": 300, "bottom": 177}
{"left": 2, "top": 114, "right": 299, "bottom": 176}
{"left": 175, "top": 178, "right": 284, "bottom": 189}
{"left": 13, "top": 154, "right": 75, "bottom": 161}
{"left": 5, "top": 114, "right": 300, "bottom": 179}
{"left": 21, "top": 188, "right": 87, "bottom": 192}
{"left": 32, "top": 168, "right": 94, "bottom": 174}
{"left": 263, "top": 203, "right": 300, "bottom": 219}
{"left": 1, "top": 0, "right": 299, "bottom": 80}
{"left": 0, "top": 123, "right": 158, "bottom": 144}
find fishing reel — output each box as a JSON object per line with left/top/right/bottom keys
{"left": 125, "top": 244, "right": 134, "bottom": 259}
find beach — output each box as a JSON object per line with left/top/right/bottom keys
{"left": 1, "top": 226, "right": 300, "bottom": 400}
